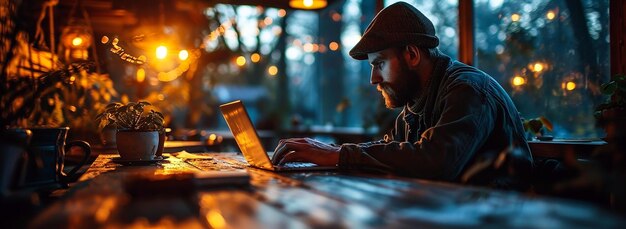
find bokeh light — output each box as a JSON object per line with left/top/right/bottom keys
{"left": 251, "top": 53, "right": 261, "bottom": 63}
{"left": 329, "top": 41, "right": 339, "bottom": 51}
{"left": 156, "top": 46, "right": 168, "bottom": 59}
{"left": 546, "top": 10, "right": 556, "bottom": 20}
{"left": 268, "top": 65, "right": 278, "bottom": 76}
{"left": 72, "top": 37, "right": 83, "bottom": 47}
{"left": 236, "top": 56, "right": 246, "bottom": 66}
{"left": 512, "top": 76, "right": 526, "bottom": 86}
{"left": 511, "top": 13, "right": 521, "bottom": 22}
{"left": 136, "top": 68, "right": 145, "bottom": 83}
{"left": 179, "top": 50, "right": 189, "bottom": 61}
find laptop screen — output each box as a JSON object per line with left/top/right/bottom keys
{"left": 220, "top": 100, "right": 274, "bottom": 170}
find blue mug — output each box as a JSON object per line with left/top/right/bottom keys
{"left": 23, "top": 127, "right": 91, "bottom": 190}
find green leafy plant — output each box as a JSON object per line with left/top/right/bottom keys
{"left": 595, "top": 74, "right": 626, "bottom": 118}
{"left": 1, "top": 62, "right": 116, "bottom": 130}
{"left": 96, "top": 101, "right": 164, "bottom": 132}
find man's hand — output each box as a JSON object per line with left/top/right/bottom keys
{"left": 271, "top": 138, "right": 340, "bottom": 166}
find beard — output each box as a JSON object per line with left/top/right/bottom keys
{"left": 378, "top": 58, "right": 420, "bottom": 108}
{"left": 378, "top": 83, "right": 404, "bottom": 108}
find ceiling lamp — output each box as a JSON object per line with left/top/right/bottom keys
{"left": 289, "top": 0, "right": 327, "bottom": 10}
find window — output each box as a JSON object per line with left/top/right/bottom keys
{"left": 474, "top": 0, "right": 610, "bottom": 138}
{"left": 385, "top": 0, "right": 459, "bottom": 59}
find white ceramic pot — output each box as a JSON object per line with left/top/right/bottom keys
{"left": 116, "top": 130, "right": 159, "bottom": 160}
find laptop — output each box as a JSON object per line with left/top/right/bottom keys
{"left": 220, "top": 100, "right": 337, "bottom": 171}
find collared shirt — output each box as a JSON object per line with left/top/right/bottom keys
{"left": 338, "top": 55, "right": 533, "bottom": 188}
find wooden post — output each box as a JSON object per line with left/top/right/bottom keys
{"left": 458, "top": 0, "right": 474, "bottom": 66}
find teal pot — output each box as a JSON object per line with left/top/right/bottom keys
{"left": 116, "top": 130, "right": 159, "bottom": 160}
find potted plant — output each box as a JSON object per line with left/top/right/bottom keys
{"left": 96, "top": 101, "right": 165, "bottom": 160}
{"left": 594, "top": 74, "right": 626, "bottom": 137}
{"left": 522, "top": 116, "right": 554, "bottom": 141}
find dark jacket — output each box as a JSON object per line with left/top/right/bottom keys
{"left": 338, "top": 55, "right": 533, "bottom": 188}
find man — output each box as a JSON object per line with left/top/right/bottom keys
{"left": 272, "top": 2, "right": 533, "bottom": 188}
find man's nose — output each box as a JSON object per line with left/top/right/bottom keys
{"left": 370, "top": 71, "right": 382, "bottom": 85}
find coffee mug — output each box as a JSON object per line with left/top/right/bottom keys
{"left": 23, "top": 127, "right": 91, "bottom": 190}
{"left": 0, "top": 129, "right": 31, "bottom": 196}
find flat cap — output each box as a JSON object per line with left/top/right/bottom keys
{"left": 349, "top": 2, "right": 439, "bottom": 60}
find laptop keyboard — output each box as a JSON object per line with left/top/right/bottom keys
{"left": 281, "top": 162, "right": 318, "bottom": 168}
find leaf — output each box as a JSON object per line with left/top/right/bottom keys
{"left": 600, "top": 81, "right": 617, "bottom": 95}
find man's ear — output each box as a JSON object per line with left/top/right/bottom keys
{"left": 404, "top": 45, "right": 421, "bottom": 67}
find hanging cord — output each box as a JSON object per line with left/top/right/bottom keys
{"left": 33, "top": 0, "right": 58, "bottom": 70}
{"left": 48, "top": 0, "right": 55, "bottom": 69}
{"left": 80, "top": 1, "right": 101, "bottom": 72}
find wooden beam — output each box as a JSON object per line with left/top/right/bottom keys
{"left": 611, "top": 0, "right": 626, "bottom": 76}
{"left": 458, "top": 0, "right": 474, "bottom": 66}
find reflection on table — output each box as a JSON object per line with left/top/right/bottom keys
{"left": 31, "top": 152, "right": 626, "bottom": 228}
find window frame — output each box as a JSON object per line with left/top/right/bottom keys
{"left": 375, "top": 0, "right": 623, "bottom": 155}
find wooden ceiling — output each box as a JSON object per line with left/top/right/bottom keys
{"left": 20, "top": 0, "right": 339, "bottom": 34}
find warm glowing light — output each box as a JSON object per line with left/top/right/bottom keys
{"left": 565, "top": 81, "right": 576, "bottom": 91}
{"left": 264, "top": 17, "right": 273, "bottom": 26}
{"left": 534, "top": 63, "right": 544, "bottom": 72}
{"left": 101, "top": 36, "right": 109, "bottom": 44}
{"left": 71, "top": 37, "right": 83, "bottom": 47}
{"left": 206, "top": 210, "right": 226, "bottom": 229}
{"left": 157, "top": 94, "right": 165, "bottom": 100}
{"left": 329, "top": 41, "right": 339, "bottom": 51}
{"left": 268, "top": 65, "right": 278, "bottom": 76}
{"left": 136, "top": 68, "right": 145, "bottom": 83}
{"left": 512, "top": 76, "right": 526, "bottom": 86}
{"left": 293, "top": 39, "right": 302, "bottom": 46}
{"left": 289, "top": 0, "right": 327, "bottom": 10}
{"left": 331, "top": 12, "right": 342, "bottom": 22}
{"left": 236, "top": 56, "right": 246, "bottom": 66}
{"left": 511, "top": 13, "right": 521, "bottom": 22}
{"left": 251, "top": 53, "right": 261, "bottom": 63}
{"left": 179, "top": 50, "right": 189, "bottom": 61}
{"left": 303, "top": 43, "right": 314, "bottom": 52}
{"left": 156, "top": 46, "right": 168, "bottom": 59}
{"left": 278, "top": 9, "right": 286, "bottom": 17}
{"left": 546, "top": 10, "right": 556, "bottom": 20}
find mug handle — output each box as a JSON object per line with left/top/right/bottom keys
{"left": 63, "top": 141, "right": 91, "bottom": 180}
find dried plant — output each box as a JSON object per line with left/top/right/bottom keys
{"left": 96, "top": 101, "right": 164, "bottom": 133}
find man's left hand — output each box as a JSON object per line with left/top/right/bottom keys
{"left": 271, "top": 138, "right": 340, "bottom": 166}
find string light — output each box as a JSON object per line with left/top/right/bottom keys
{"left": 101, "top": 36, "right": 146, "bottom": 65}
{"left": 329, "top": 41, "right": 339, "bottom": 51}
{"left": 251, "top": 53, "right": 261, "bottom": 63}
{"left": 511, "top": 13, "right": 521, "bottom": 22}
{"left": 136, "top": 68, "right": 146, "bottom": 83}
{"left": 563, "top": 81, "right": 576, "bottom": 91}
{"left": 236, "top": 56, "right": 246, "bottom": 66}
{"left": 512, "top": 76, "right": 526, "bottom": 86}
{"left": 546, "top": 10, "right": 556, "bottom": 20}
{"left": 179, "top": 50, "right": 189, "bottom": 61}
{"left": 278, "top": 9, "right": 286, "bottom": 17}
{"left": 156, "top": 45, "right": 168, "bottom": 59}
{"left": 268, "top": 66, "right": 278, "bottom": 76}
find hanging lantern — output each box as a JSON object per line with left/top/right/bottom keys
{"left": 60, "top": 24, "right": 92, "bottom": 60}
{"left": 289, "top": 0, "right": 327, "bottom": 10}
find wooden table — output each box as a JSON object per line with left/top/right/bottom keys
{"left": 31, "top": 152, "right": 625, "bottom": 228}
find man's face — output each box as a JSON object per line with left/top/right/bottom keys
{"left": 367, "top": 47, "right": 420, "bottom": 108}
